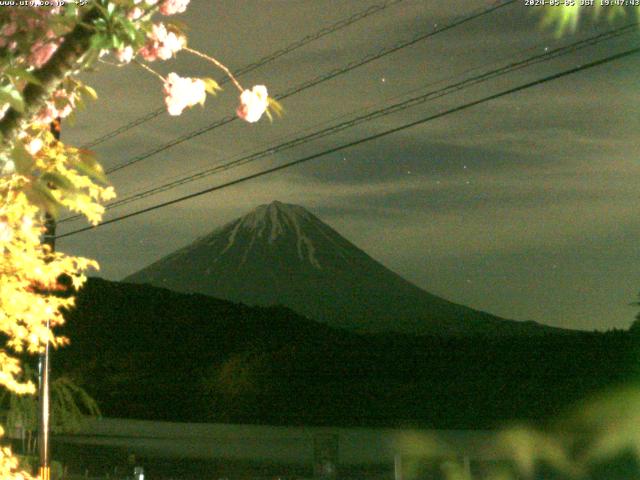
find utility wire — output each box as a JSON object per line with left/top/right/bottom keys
{"left": 79, "top": 0, "right": 406, "bottom": 150}
{"left": 57, "top": 23, "right": 636, "bottom": 224}
{"left": 102, "top": 0, "right": 518, "bottom": 174}
{"left": 105, "top": 32, "right": 571, "bottom": 202}
{"left": 56, "top": 45, "right": 640, "bottom": 240}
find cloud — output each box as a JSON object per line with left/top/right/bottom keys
{"left": 102, "top": 152, "right": 638, "bottom": 259}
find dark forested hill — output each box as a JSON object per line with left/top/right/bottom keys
{"left": 57, "top": 278, "right": 639, "bottom": 429}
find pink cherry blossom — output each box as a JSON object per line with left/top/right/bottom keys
{"left": 159, "top": 0, "right": 190, "bottom": 15}
{"left": 1, "top": 22, "right": 17, "bottom": 37}
{"left": 163, "top": 73, "right": 206, "bottom": 116}
{"left": 35, "top": 89, "right": 75, "bottom": 124}
{"left": 25, "top": 138, "right": 43, "bottom": 156}
{"left": 116, "top": 46, "right": 135, "bottom": 64}
{"left": 127, "top": 7, "right": 144, "bottom": 20}
{"left": 158, "top": 30, "right": 184, "bottom": 58}
{"left": 139, "top": 23, "right": 185, "bottom": 61}
{"left": 52, "top": 90, "right": 75, "bottom": 118}
{"left": 236, "top": 85, "right": 269, "bottom": 123}
{"left": 28, "top": 41, "right": 58, "bottom": 68}
{"left": 34, "top": 104, "right": 57, "bottom": 125}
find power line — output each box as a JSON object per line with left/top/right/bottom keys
{"left": 57, "top": 23, "right": 635, "bottom": 224}
{"left": 102, "top": 35, "right": 562, "bottom": 203}
{"left": 79, "top": 0, "right": 406, "bottom": 150}
{"left": 56, "top": 45, "right": 640, "bottom": 240}
{"left": 102, "top": 0, "right": 518, "bottom": 174}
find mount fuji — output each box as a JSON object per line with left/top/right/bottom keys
{"left": 125, "top": 201, "right": 564, "bottom": 336}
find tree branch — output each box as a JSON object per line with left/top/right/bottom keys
{"left": 0, "top": 7, "right": 100, "bottom": 142}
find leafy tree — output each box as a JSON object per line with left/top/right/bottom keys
{"left": 0, "top": 1, "right": 279, "bottom": 477}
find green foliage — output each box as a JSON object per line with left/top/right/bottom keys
{"left": 491, "top": 386, "right": 640, "bottom": 479}
{"left": 2, "top": 68, "right": 42, "bottom": 87}
{"left": 0, "top": 84, "right": 24, "bottom": 113}
{"left": 24, "top": 180, "right": 61, "bottom": 218}
{"left": 0, "top": 365, "right": 100, "bottom": 453}
{"left": 265, "top": 97, "right": 284, "bottom": 122}
{"left": 80, "top": 1, "right": 157, "bottom": 69}
{"left": 86, "top": 0, "right": 174, "bottom": 66}
{"left": 10, "top": 143, "right": 34, "bottom": 175}
{"left": 71, "top": 149, "right": 108, "bottom": 186}
{"left": 393, "top": 387, "right": 640, "bottom": 480}
{"left": 48, "top": 376, "right": 101, "bottom": 433}
{"left": 202, "top": 77, "right": 222, "bottom": 96}
{"left": 541, "top": 4, "right": 640, "bottom": 37}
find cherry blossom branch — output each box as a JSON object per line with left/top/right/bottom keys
{"left": 0, "top": 8, "right": 101, "bottom": 143}
{"left": 98, "top": 58, "right": 127, "bottom": 68}
{"left": 183, "top": 47, "right": 244, "bottom": 93}
{"left": 134, "top": 60, "right": 166, "bottom": 82}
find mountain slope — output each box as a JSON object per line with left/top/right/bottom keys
{"left": 125, "top": 201, "right": 564, "bottom": 336}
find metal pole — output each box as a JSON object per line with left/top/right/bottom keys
{"left": 37, "top": 306, "right": 51, "bottom": 480}
{"left": 38, "top": 120, "right": 60, "bottom": 480}
{"left": 394, "top": 454, "right": 402, "bottom": 480}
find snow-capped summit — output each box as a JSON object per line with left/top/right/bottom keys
{"left": 125, "top": 201, "right": 561, "bottom": 336}
{"left": 219, "top": 201, "right": 322, "bottom": 268}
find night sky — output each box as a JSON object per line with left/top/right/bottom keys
{"left": 58, "top": 0, "right": 640, "bottom": 332}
